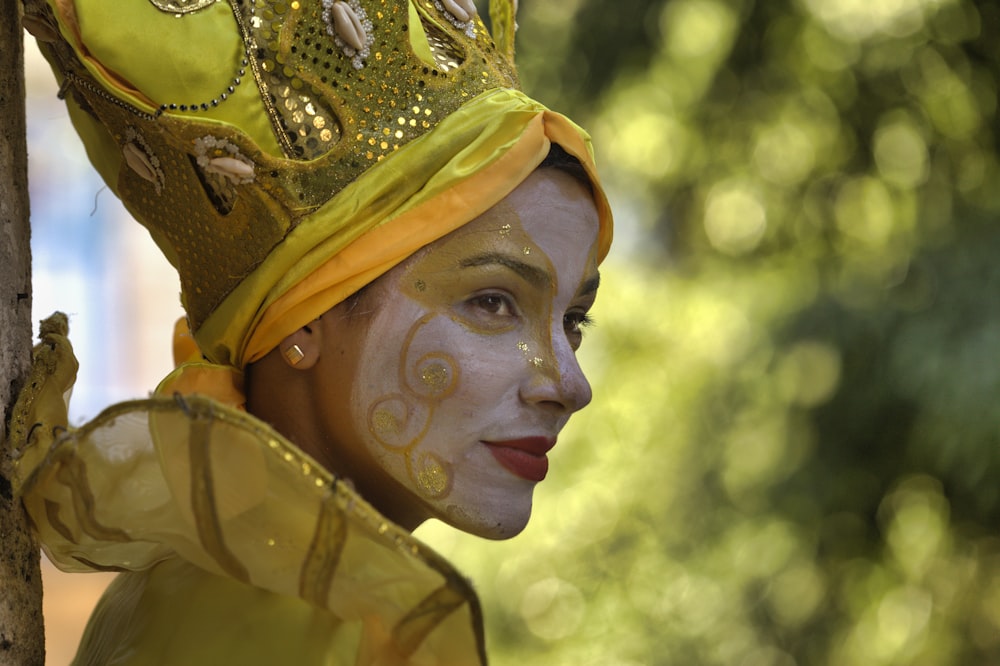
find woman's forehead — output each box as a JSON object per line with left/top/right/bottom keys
{"left": 426, "top": 170, "right": 600, "bottom": 263}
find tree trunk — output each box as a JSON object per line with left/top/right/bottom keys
{"left": 0, "top": 0, "right": 45, "bottom": 663}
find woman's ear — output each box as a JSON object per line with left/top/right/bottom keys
{"left": 279, "top": 320, "right": 322, "bottom": 370}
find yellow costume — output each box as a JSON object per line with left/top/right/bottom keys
{"left": 13, "top": 0, "right": 612, "bottom": 662}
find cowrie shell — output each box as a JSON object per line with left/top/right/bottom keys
{"left": 441, "top": 0, "right": 476, "bottom": 22}
{"left": 123, "top": 142, "right": 159, "bottom": 185}
{"left": 207, "top": 156, "right": 255, "bottom": 182}
{"left": 331, "top": 1, "right": 366, "bottom": 52}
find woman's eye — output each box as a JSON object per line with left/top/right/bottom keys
{"left": 564, "top": 311, "right": 595, "bottom": 340}
{"left": 471, "top": 293, "right": 515, "bottom": 317}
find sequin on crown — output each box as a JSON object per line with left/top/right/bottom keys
{"left": 24, "top": 0, "right": 519, "bottom": 330}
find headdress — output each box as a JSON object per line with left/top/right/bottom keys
{"left": 24, "top": 0, "right": 612, "bottom": 377}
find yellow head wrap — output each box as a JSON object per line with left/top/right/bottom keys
{"left": 27, "top": 0, "right": 613, "bottom": 403}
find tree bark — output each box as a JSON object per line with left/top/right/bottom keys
{"left": 0, "top": 1, "right": 45, "bottom": 664}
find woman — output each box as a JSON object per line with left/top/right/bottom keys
{"left": 12, "top": 0, "right": 612, "bottom": 663}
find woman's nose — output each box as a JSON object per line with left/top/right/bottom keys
{"left": 518, "top": 331, "right": 593, "bottom": 414}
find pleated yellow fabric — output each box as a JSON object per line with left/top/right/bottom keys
{"left": 12, "top": 315, "right": 486, "bottom": 665}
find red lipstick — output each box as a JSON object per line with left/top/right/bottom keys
{"left": 483, "top": 437, "right": 556, "bottom": 482}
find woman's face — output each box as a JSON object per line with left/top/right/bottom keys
{"left": 308, "top": 168, "right": 601, "bottom": 538}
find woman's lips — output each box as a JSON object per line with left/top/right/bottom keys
{"left": 483, "top": 437, "right": 556, "bottom": 482}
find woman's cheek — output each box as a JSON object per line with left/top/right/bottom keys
{"left": 356, "top": 310, "right": 467, "bottom": 500}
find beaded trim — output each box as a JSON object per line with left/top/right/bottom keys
{"left": 61, "top": 72, "right": 158, "bottom": 122}
{"left": 433, "top": 0, "right": 477, "bottom": 39}
{"left": 155, "top": 53, "right": 251, "bottom": 118}
{"left": 148, "top": 0, "right": 217, "bottom": 13}
{"left": 151, "top": 0, "right": 256, "bottom": 118}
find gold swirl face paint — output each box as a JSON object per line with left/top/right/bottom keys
{"left": 310, "top": 169, "right": 601, "bottom": 538}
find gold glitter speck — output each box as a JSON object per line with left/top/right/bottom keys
{"left": 531, "top": 357, "right": 544, "bottom": 367}
{"left": 373, "top": 408, "right": 399, "bottom": 435}
{"left": 517, "top": 341, "right": 529, "bottom": 352}
{"left": 418, "top": 458, "right": 448, "bottom": 495}
{"left": 523, "top": 247, "right": 532, "bottom": 255}
{"left": 420, "top": 363, "right": 449, "bottom": 392}
{"left": 499, "top": 223, "right": 511, "bottom": 236}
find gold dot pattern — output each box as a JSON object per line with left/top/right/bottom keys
{"left": 252, "top": 4, "right": 342, "bottom": 159}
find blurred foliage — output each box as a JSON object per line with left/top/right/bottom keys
{"left": 419, "top": 0, "right": 1000, "bottom": 664}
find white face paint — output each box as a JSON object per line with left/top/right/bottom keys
{"left": 309, "top": 169, "right": 601, "bottom": 538}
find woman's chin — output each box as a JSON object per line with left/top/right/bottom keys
{"left": 438, "top": 501, "right": 534, "bottom": 541}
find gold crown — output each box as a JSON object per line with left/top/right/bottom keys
{"left": 26, "top": 0, "right": 520, "bottom": 330}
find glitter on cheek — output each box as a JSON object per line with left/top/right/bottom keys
{"left": 409, "top": 350, "right": 458, "bottom": 399}
{"left": 415, "top": 453, "right": 451, "bottom": 498}
{"left": 420, "top": 362, "right": 450, "bottom": 393}
{"left": 372, "top": 407, "right": 400, "bottom": 435}
{"left": 530, "top": 357, "right": 543, "bottom": 367}
{"left": 517, "top": 340, "right": 529, "bottom": 353}
{"left": 368, "top": 394, "right": 423, "bottom": 449}
{"left": 523, "top": 246, "right": 531, "bottom": 255}
{"left": 499, "top": 223, "right": 511, "bottom": 237}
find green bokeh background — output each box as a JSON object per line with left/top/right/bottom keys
{"left": 417, "top": 1, "right": 1000, "bottom": 663}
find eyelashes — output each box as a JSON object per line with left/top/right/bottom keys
{"left": 565, "top": 311, "right": 595, "bottom": 334}
{"left": 564, "top": 311, "right": 595, "bottom": 350}
{"left": 464, "top": 291, "right": 596, "bottom": 348}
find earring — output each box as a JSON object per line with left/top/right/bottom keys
{"left": 284, "top": 344, "right": 305, "bottom": 366}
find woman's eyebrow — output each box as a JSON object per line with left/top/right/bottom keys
{"left": 459, "top": 252, "right": 552, "bottom": 289}
{"left": 579, "top": 273, "right": 601, "bottom": 297}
